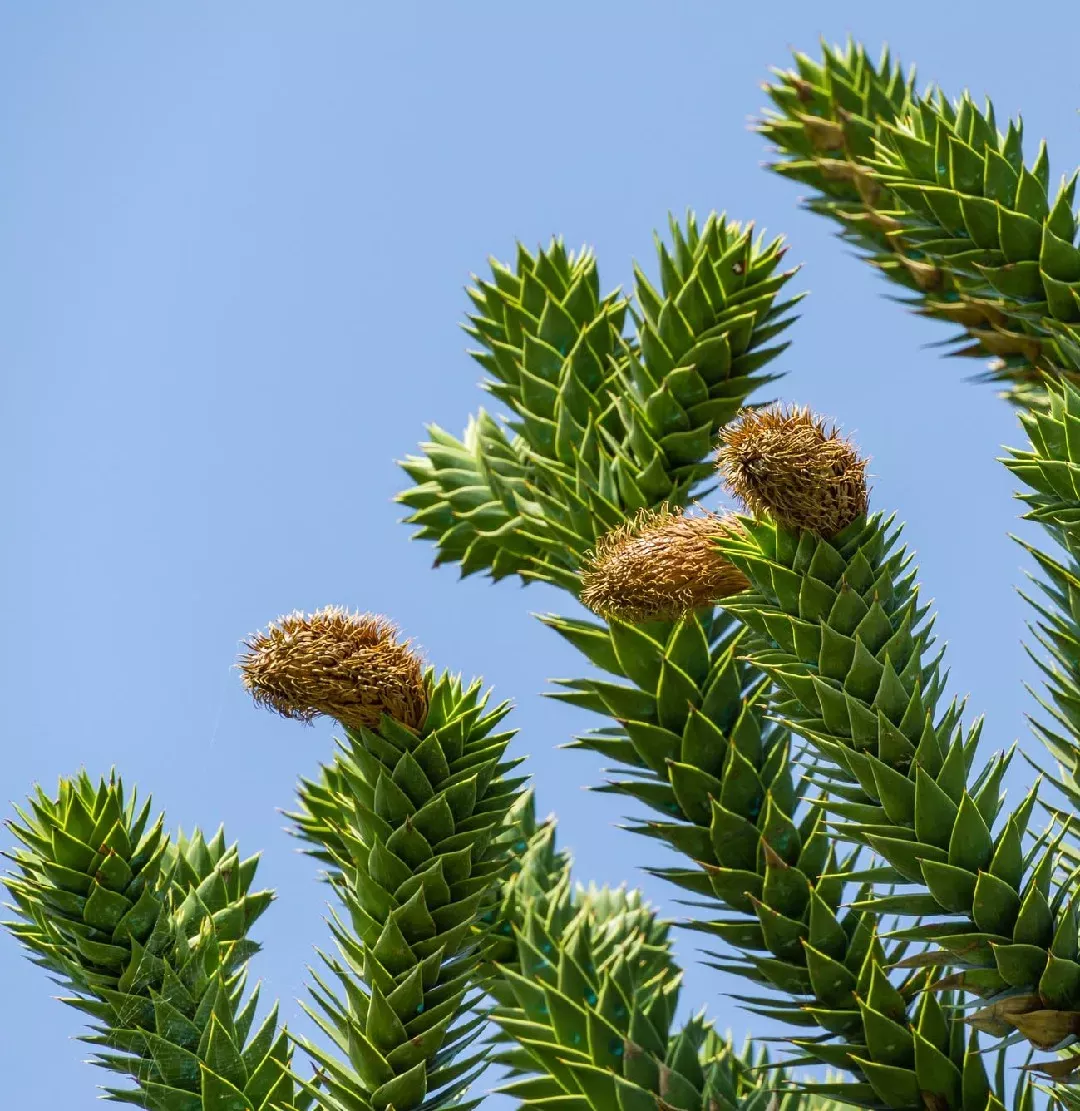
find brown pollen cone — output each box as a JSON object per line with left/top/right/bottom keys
{"left": 239, "top": 606, "right": 427, "bottom": 732}
{"left": 715, "top": 404, "right": 869, "bottom": 537}
{"left": 579, "top": 507, "right": 749, "bottom": 622}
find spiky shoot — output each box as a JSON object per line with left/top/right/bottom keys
{"left": 579, "top": 506, "right": 749, "bottom": 621}
{"left": 242, "top": 607, "right": 527, "bottom": 1109}
{"left": 239, "top": 606, "right": 428, "bottom": 732}
{"left": 716, "top": 404, "right": 869, "bottom": 536}
{"left": 3, "top": 772, "right": 297, "bottom": 1109}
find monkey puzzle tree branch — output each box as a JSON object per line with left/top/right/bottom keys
{"left": 543, "top": 590, "right": 1007, "bottom": 1109}
{"left": 758, "top": 40, "right": 1080, "bottom": 409}
{"left": 396, "top": 215, "right": 1008, "bottom": 1108}
{"left": 702, "top": 405, "right": 1080, "bottom": 1072}
{"left": 241, "top": 608, "right": 528, "bottom": 1111}
{"left": 3, "top": 771, "right": 305, "bottom": 1110}
{"left": 396, "top": 214, "right": 802, "bottom": 590}
{"left": 1004, "top": 380, "right": 1080, "bottom": 877}
{"left": 485, "top": 792, "right": 874, "bottom": 1111}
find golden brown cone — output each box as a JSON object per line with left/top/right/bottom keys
{"left": 239, "top": 607, "right": 427, "bottom": 732}
{"left": 579, "top": 507, "right": 749, "bottom": 622}
{"left": 715, "top": 404, "right": 869, "bottom": 537}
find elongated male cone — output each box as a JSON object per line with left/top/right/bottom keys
{"left": 240, "top": 605, "right": 427, "bottom": 731}
{"left": 579, "top": 506, "right": 749, "bottom": 621}
{"left": 716, "top": 404, "right": 868, "bottom": 536}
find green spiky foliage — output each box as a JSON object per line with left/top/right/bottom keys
{"left": 397, "top": 216, "right": 801, "bottom": 592}
{"left": 396, "top": 163, "right": 1017, "bottom": 1111}
{"left": 21, "top": 34, "right": 1080, "bottom": 1111}
{"left": 396, "top": 411, "right": 542, "bottom": 584}
{"left": 283, "top": 669, "right": 528, "bottom": 1111}
{"left": 3, "top": 771, "right": 305, "bottom": 1111}
{"left": 464, "top": 241, "right": 629, "bottom": 429}
{"left": 535, "top": 596, "right": 1007, "bottom": 1110}
{"left": 492, "top": 877, "right": 684, "bottom": 1108}
{"left": 487, "top": 791, "right": 851, "bottom": 1111}
{"left": 758, "top": 40, "right": 1080, "bottom": 408}
{"left": 707, "top": 487, "right": 1080, "bottom": 1067}
{"left": 483, "top": 790, "right": 569, "bottom": 969}
{"left": 542, "top": 614, "right": 869, "bottom": 1015}
{"left": 398, "top": 248, "right": 1014, "bottom": 1108}
{"left": 1004, "top": 380, "right": 1080, "bottom": 888}
{"left": 753, "top": 40, "right": 1080, "bottom": 1091}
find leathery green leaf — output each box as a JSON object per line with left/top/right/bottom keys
{"left": 972, "top": 870, "right": 1020, "bottom": 936}
{"left": 853, "top": 1056, "right": 920, "bottom": 1108}
{"left": 920, "top": 858, "right": 976, "bottom": 915}
{"left": 200, "top": 1066, "right": 251, "bottom": 1111}
{"left": 914, "top": 767, "right": 957, "bottom": 850}
{"left": 991, "top": 941, "right": 1048, "bottom": 988}
{"left": 859, "top": 999, "right": 914, "bottom": 1067}
{"left": 948, "top": 793, "right": 993, "bottom": 873}
{"left": 1039, "top": 952, "right": 1080, "bottom": 1009}
{"left": 912, "top": 1027, "right": 962, "bottom": 1108}
{"left": 371, "top": 1060, "right": 427, "bottom": 1110}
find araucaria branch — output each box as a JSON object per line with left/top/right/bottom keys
{"left": 10, "top": 36, "right": 1080, "bottom": 1111}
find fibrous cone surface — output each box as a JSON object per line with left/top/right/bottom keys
{"left": 579, "top": 506, "right": 749, "bottom": 622}
{"left": 715, "top": 404, "right": 869, "bottom": 537}
{"left": 239, "top": 606, "right": 428, "bottom": 732}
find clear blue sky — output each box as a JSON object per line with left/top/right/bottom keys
{"left": 3, "top": 3, "right": 1079, "bottom": 1107}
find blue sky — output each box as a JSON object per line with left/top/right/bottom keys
{"left": 3, "top": 3, "right": 1079, "bottom": 1107}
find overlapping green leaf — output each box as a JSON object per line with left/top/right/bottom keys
{"left": 759, "top": 39, "right": 1080, "bottom": 408}
{"left": 488, "top": 795, "right": 857, "bottom": 1111}
{"left": 286, "top": 669, "right": 527, "bottom": 1111}
{"left": 397, "top": 215, "right": 801, "bottom": 589}
{"left": 3, "top": 771, "right": 306, "bottom": 1110}
{"left": 713, "top": 510, "right": 1080, "bottom": 1065}
{"left": 538, "top": 599, "right": 1010, "bottom": 1108}
{"left": 1003, "top": 380, "right": 1080, "bottom": 887}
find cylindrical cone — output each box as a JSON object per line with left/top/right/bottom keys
{"left": 580, "top": 506, "right": 749, "bottom": 621}
{"left": 716, "top": 404, "right": 868, "bottom": 537}
{"left": 239, "top": 606, "right": 428, "bottom": 732}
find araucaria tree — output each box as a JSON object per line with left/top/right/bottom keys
{"left": 11, "top": 38, "right": 1080, "bottom": 1111}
